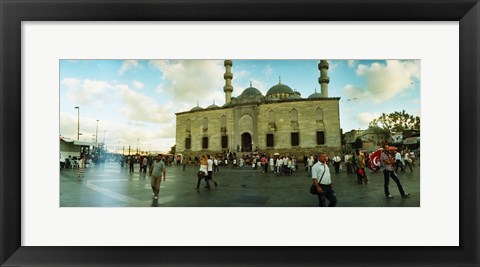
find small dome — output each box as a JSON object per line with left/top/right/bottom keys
{"left": 239, "top": 86, "right": 263, "bottom": 98}
{"left": 308, "top": 92, "right": 322, "bottom": 99}
{"left": 289, "top": 94, "right": 302, "bottom": 99}
{"left": 206, "top": 100, "right": 219, "bottom": 109}
{"left": 266, "top": 82, "right": 293, "bottom": 97}
{"left": 207, "top": 103, "right": 219, "bottom": 109}
{"left": 191, "top": 105, "right": 204, "bottom": 111}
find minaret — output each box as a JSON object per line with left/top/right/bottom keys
{"left": 223, "top": 60, "right": 233, "bottom": 104}
{"left": 318, "top": 60, "right": 330, "bottom": 97}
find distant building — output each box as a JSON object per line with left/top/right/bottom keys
{"left": 60, "top": 136, "right": 93, "bottom": 159}
{"left": 175, "top": 60, "right": 342, "bottom": 160}
{"left": 390, "top": 132, "right": 404, "bottom": 146}
{"left": 344, "top": 127, "right": 389, "bottom": 152}
{"left": 403, "top": 130, "right": 420, "bottom": 149}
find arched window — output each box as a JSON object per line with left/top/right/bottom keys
{"left": 316, "top": 108, "right": 324, "bottom": 121}
{"left": 221, "top": 115, "right": 227, "bottom": 127}
{"left": 203, "top": 117, "right": 208, "bottom": 131}
{"left": 290, "top": 109, "right": 298, "bottom": 122}
{"left": 268, "top": 110, "right": 275, "bottom": 124}
{"left": 186, "top": 119, "right": 191, "bottom": 132}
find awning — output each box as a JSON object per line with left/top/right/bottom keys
{"left": 73, "top": 140, "right": 94, "bottom": 146}
{"left": 60, "top": 137, "right": 93, "bottom": 146}
{"left": 403, "top": 137, "right": 420, "bottom": 145}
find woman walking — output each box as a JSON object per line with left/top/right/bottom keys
{"left": 78, "top": 154, "right": 86, "bottom": 179}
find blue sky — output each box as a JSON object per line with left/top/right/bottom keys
{"left": 60, "top": 59, "right": 420, "bottom": 153}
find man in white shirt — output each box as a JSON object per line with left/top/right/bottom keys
{"left": 332, "top": 154, "right": 342, "bottom": 174}
{"left": 213, "top": 158, "right": 219, "bottom": 173}
{"left": 344, "top": 153, "right": 352, "bottom": 174}
{"left": 282, "top": 156, "right": 288, "bottom": 175}
{"left": 149, "top": 155, "right": 166, "bottom": 200}
{"left": 269, "top": 157, "right": 275, "bottom": 173}
{"left": 307, "top": 155, "right": 314, "bottom": 177}
{"left": 311, "top": 152, "right": 337, "bottom": 207}
{"left": 394, "top": 151, "right": 404, "bottom": 172}
{"left": 275, "top": 157, "right": 282, "bottom": 175}
{"left": 206, "top": 155, "right": 218, "bottom": 189}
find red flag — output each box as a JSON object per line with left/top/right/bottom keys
{"left": 368, "top": 149, "right": 382, "bottom": 171}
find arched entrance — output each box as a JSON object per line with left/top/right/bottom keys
{"left": 241, "top": 132, "right": 252, "bottom": 152}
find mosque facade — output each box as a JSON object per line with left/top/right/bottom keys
{"left": 175, "top": 60, "right": 341, "bottom": 160}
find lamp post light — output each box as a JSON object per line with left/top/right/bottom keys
{"left": 74, "top": 106, "right": 80, "bottom": 140}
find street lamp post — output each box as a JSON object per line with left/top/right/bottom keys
{"left": 137, "top": 138, "right": 140, "bottom": 154}
{"left": 96, "top": 120, "right": 99, "bottom": 146}
{"left": 74, "top": 106, "right": 80, "bottom": 140}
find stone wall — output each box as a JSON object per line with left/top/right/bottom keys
{"left": 176, "top": 98, "right": 341, "bottom": 160}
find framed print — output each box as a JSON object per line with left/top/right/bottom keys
{"left": 1, "top": 0, "right": 479, "bottom": 266}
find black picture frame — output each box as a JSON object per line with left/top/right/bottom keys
{"left": 1, "top": 0, "right": 478, "bottom": 266}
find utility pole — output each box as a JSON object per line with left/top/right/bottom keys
{"left": 74, "top": 106, "right": 80, "bottom": 140}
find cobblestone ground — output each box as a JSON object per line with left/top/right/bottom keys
{"left": 60, "top": 161, "right": 420, "bottom": 207}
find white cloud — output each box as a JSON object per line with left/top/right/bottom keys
{"left": 343, "top": 84, "right": 366, "bottom": 100}
{"left": 61, "top": 78, "right": 111, "bottom": 106}
{"left": 60, "top": 112, "right": 78, "bottom": 138}
{"left": 114, "top": 84, "right": 174, "bottom": 124}
{"left": 355, "top": 112, "right": 381, "bottom": 128}
{"left": 234, "top": 69, "right": 250, "bottom": 80}
{"left": 60, "top": 111, "right": 176, "bottom": 153}
{"left": 263, "top": 64, "right": 273, "bottom": 77}
{"left": 149, "top": 60, "right": 224, "bottom": 107}
{"left": 348, "top": 60, "right": 358, "bottom": 68}
{"left": 119, "top": 60, "right": 141, "bottom": 75}
{"left": 327, "top": 60, "right": 340, "bottom": 72}
{"left": 355, "top": 60, "right": 420, "bottom": 103}
{"left": 133, "top": 80, "right": 144, "bottom": 89}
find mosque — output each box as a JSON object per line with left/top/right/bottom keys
{"left": 175, "top": 60, "right": 341, "bottom": 160}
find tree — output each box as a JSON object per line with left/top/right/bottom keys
{"left": 369, "top": 110, "right": 420, "bottom": 136}
{"left": 353, "top": 137, "right": 363, "bottom": 149}
{"left": 169, "top": 144, "right": 176, "bottom": 155}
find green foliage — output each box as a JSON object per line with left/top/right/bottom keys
{"left": 369, "top": 110, "right": 420, "bottom": 135}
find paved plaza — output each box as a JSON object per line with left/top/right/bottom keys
{"left": 60, "top": 161, "right": 420, "bottom": 207}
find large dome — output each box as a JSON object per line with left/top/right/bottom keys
{"left": 266, "top": 82, "right": 294, "bottom": 97}
{"left": 239, "top": 86, "right": 263, "bottom": 98}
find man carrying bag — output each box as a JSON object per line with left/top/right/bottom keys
{"left": 311, "top": 152, "right": 337, "bottom": 207}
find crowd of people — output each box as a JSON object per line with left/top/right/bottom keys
{"left": 62, "top": 145, "right": 418, "bottom": 206}
{"left": 126, "top": 146, "right": 414, "bottom": 207}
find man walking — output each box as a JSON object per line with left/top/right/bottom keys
{"left": 307, "top": 155, "right": 314, "bottom": 177}
{"left": 394, "top": 150, "right": 404, "bottom": 172}
{"left": 206, "top": 155, "right": 218, "bottom": 189}
{"left": 332, "top": 154, "right": 342, "bottom": 174}
{"left": 149, "top": 154, "right": 166, "bottom": 200}
{"left": 311, "top": 152, "right": 337, "bottom": 207}
{"left": 381, "top": 145, "right": 410, "bottom": 199}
